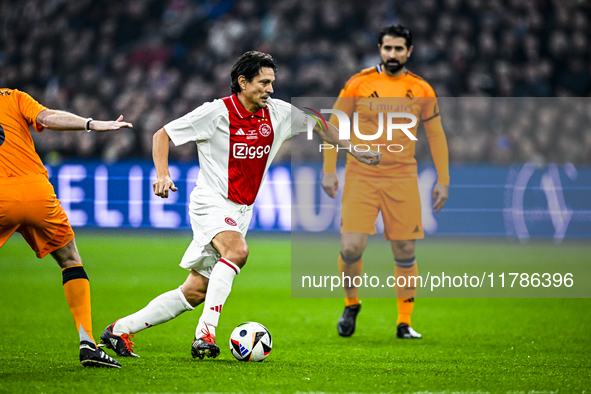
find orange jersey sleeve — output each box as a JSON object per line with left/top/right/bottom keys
{"left": 324, "top": 66, "right": 449, "bottom": 181}
{"left": 416, "top": 82, "right": 449, "bottom": 185}
{"left": 423, "top": 115, "right": 449, "bottom": 185}
{"left": 0, "top": 89, "right": 48, "bottom": 178}
{"left": 322, "top": 71, "right": 367, "bottom": 174}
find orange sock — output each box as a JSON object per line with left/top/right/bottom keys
{"left": 395, "top": 259, "right": 418, "bottom": 326}
{"left": 345, "top": 297, "right": 360, "bottom": 307}
{"left": 338, "top": 253, "right": 363, "bottom": 306}
{"left": 62, "top": 264, "right": 95, "bottom": 345}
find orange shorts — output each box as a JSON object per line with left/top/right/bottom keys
{"left": 340, "top": 173, "right": 424, "bottom": 241}
{"left": 0, "top": 174, "right": 75, "bottom": 258}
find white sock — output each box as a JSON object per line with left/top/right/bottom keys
{"left": 196, "top": 258, "right": 240, "bottom": 338}
{"left": 114, "top": 287, "right": 194, "bottom": 335}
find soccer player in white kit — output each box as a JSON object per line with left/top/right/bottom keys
{"left": 98, "top": 51, "right": 381, "bottom": 359}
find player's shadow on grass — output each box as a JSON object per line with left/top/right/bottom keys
{"left": 179, "top": 358, "right": 238, "bottom": 364}
{"left": 335, "top": 334, "right": 435, "bottom": 347}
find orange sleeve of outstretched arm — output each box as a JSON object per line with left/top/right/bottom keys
{"left": 323, "top": 81, "right": 357, "bottom": 174}
{"left": 15, "top": 89, "right": 47, "bottom": 132}
{"left": 423, "top": 114, "right": 450, "bottom": 185}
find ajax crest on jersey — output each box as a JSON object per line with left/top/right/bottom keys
{"left": 258, "top": 123, "right": 272, "bottom": 137}
{"left": 229, "top": 322, "right": 272, "bottom": 362}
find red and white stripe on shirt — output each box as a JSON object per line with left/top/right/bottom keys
{"left": 164, "top": 94, "right": 311, "bottom": 206}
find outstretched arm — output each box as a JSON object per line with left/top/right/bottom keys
{"left": 313, "top": 121, "right": 381, "bottom": 166}
{"left": 36, "top": 109, "right": 132, "bottom": 131}
{"left": 315, "top": 118, "right": 380, "bottom": 198}
{"left": 152, "top": 127, "right": 178, "bottom": 198}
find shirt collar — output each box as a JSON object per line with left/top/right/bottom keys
{"left": 377, "top": 64, "right": 408, "bottom": 78}
{"left": 230, "top": 94, "right": 266, "bottom": 119}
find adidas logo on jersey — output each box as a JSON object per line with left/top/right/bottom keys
{"left": 236, "top": 128, "right": 246, "bottom": 135}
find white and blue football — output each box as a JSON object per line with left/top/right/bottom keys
{"left": 229, "top": 322, "right": 272, "bottom": 362}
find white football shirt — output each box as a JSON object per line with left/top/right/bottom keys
{"left": 164, "top": 94, "right": 310, "bottom": 205}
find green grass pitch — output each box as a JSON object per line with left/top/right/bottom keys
{"left": 0, "top": 232, "right": 590, "bottom": 393}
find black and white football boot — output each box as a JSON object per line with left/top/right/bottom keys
{"left": 80, "top": 341, "right": 121, "bottom": 368}
{"left": 337, "top": 303, "right": 361, "bottom": 337}
{"left": 99, "top": 322, "right": 140, "bottom": 357}
{"left": 396, "top": 323, "right": 422, "bottom": 339}
{"left": 191, "top": 325, "right": 220, "bottom": 359}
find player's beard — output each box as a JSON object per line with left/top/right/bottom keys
{"left": 383, "top": 60, "right": 405, "bottom": 74}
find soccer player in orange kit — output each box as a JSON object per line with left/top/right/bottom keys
{"left": 0, "top": 88, "right": 132, "bottom": 367}
{"left": 322, "top": 25, "right": 450, "bottom": 339}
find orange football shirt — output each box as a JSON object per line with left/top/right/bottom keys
{"left": 0, "top": 88, "right": 48, "bottom": 180}
{"left": 323, "top": 67, "right": 449, "bottom": 184}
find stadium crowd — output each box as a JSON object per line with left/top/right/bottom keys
{"left": 1, "top": 0, "right": 590, "bottom": 164}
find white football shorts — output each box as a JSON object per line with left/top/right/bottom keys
{"left": 179, "top": 186, "right": 253, "bottom": 278}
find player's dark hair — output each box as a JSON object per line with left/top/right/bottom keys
{"left": 378, "top": 24, "right": 412, "bottom": 48}
{"left": 230, "top": 51, "right": 278, "bottom": 94}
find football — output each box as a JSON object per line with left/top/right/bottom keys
{"left": 229, "top": 322, "right": 272, "bottom": 362}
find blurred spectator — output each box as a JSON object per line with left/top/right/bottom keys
{"left": 1, "top": 0, "right": 590, "bottom": 165}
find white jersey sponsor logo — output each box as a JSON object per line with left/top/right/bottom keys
{"left": 232, "top": 143, "right": 271, "bottom": 159}
{"left": 247, "top": 129, "right": 258, "bottom": 139}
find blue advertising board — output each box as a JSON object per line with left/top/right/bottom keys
{"left": 46, "top": 161, "right": 591, "bottom": 240}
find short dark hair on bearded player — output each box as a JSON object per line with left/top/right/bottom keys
{"left": 378, "top": 24, "right": 412, "bottom": 48}
{"left": 230, "top": 51, "right": 278, "bottom": 94}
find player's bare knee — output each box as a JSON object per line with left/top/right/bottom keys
{"left": 392, "top": 240, "right": 415, "bottom": 260}
{"left": 182, "top": 271, "right": 208, "bottom": 307}
{"left": 225, "top": 245, "right": 249, "bottom": 268}
{"left": 184, "top": 289, "right": 205, "bottom": 307}
{"left": 183, "top": 287, "right": 206, "bottom": 307}
{"left": 60, "top": 258, "right": 82, "bottom": 269}
{"left": 50, "top": 240, "right": 82, "bottom": 269}
{"left": 341, "top": 244, "right": 364, "bottom": 262}
{"left": 341, "top": 242, "right": 363, "bottom": 263}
